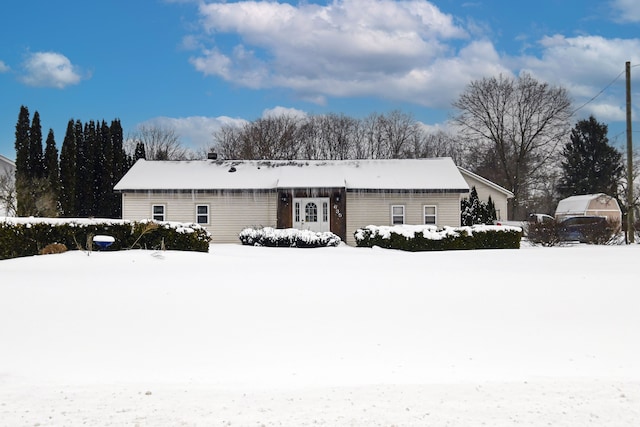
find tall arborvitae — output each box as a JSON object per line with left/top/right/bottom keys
{"left": 95, "top": 120, "right": 113, "bottom": 217}
{"left": 77, "top": 121, "right": 97, "bottom": 217}
{"left": 43, "top": 128, "right": 60, "bottom": 212}
{"left": 14, "top": 106, "right": 30, "bottom": 216}
{"left": 59, "top": 120, "right": 77, "bottom": 216}
{"left": 110, "top": 119, "right": 128, "bottom": 218}
{"left": 14, "top": 106, "right": 30, "bottom": 173}
{"left": 29, "top": 111, "right": 44, "bottom": 179}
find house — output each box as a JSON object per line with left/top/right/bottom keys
{"left": 0, "top": 154, "right": 16, "bottom": 217}
{"left": 457, "top": 167, "right": 513, "bottom": 221}
{"left": 114, "top": 158, "right": 508, "bottom": 245}
{"left": 555, "top": 193, "right": 622, "bottom": 223}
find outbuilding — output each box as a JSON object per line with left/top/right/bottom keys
{"left": 555, "top": 193, "right": 622, "bottom": 223}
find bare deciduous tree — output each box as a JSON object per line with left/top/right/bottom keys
{"left": 0, "top": 168, "right": 16, "bottom": 217}
{"left": 129, "top": 125, "right": 189, "bottom": 160}
{"left": 452, "top": 73, "right": 572, "bottom": 219}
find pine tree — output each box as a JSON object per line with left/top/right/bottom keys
{"left": 557, "top": 116, "right": 623, "bottom": 198}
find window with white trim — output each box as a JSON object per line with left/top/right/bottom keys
{"left": 152, "top": 204, "right": 165, "bottom": 221}
{"left": 424, "top": 205, "right": 437, "bottom": 225}
{"left": 322, "top": 202, "right": 328, "bottom": 222}
{"left": 196, "top": 204, "right": 209, "bottom": 225}
{"left": 391, "top": 205, "right": 405, "bottom": 225}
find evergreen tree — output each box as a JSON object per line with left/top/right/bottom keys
{"left": 110, "top": 119, "right": 128, "bottom": 218}
{"left": 14, "top": 106, "right": 30, "bottom": 216}
{"left": 134, "top": 142, "right": 146, "bottom": 161}
{"left": 557, "top": 116, "right": 623, "bottom": 198}
{"left": 14, "top": 107, "right": 30, "bottom": 174}
{"left": 29, "top": 111, "right": 44, "bottom": 179}
{"left": 95, "top": 120, "right": 113, "bottom": 217}
{"left": 43, "top": 129, "right": 60, "bottom": 214}
{"left": 486, "top": 196, "right": 497, "bottom": 223}
{"left": 461, "top": 186, "right": 494, "bottom": 225}
{"left": 78, "top": 121, "right": 97, "bottom": 216}
{"left": 59, "top": 120, "right": 77, "bottom": 216}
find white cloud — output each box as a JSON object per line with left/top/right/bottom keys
{"left": 611, "top": 0, "right": 640, "bottom": 22}
{"left": 20, "top": 52, "right": 83, "bottom": 88}
{"left": 184, "top": 0, "right": 640, "bottom": 123}
{"left": 0, "top": 60, "right": 9, "bottom": 73}
{"left": 189, "top": 0, "right": 480, "bottom": 107}
{"left": 138, "top": 115, "right": 248, "bottom": 150}
{"left": 515, "top": 35, "right": 640, "bottom": 121}
{"left": 261, "top": 106, "right": 308, "bottom": 119}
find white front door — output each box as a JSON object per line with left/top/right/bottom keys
{"left": 293, "top": 198, "right": 330, "bottom": 232}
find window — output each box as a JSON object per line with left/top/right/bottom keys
{"left": 295, "top": 202, "right": 300, "bottom": 222}
{"left": 424, "top": 205, "right": 437, "bottom": 225}
{"left": 305, "top": 202, "right": 318, "bottom": 222}
{"left": 196, "top": 205, "right": 209, "bottom": 225}
{"left": 391, "top": 205, "right": 405, "bottom": 225}
{"left": 152, "top": 205, "right": 165, "bottom": 221}
{"left": 322, "top": 202, "right": 328, "bottom": 222}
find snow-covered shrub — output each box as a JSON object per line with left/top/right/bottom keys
{"left": 239, "top": 227, "right": 341, "bottom": 248}
{"left": 354, "top": 224, "right": 521, "bottom": 251}
{"left": 0, "top": 218, "right": 212, "bottom": 259}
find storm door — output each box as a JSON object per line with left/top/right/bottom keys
{"left": 293, "top": 198, "right": 330, "bottom": 232}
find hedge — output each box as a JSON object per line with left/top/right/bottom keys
{"left": 239, "top": 227, "right": 341, "bottom": 248}
{"left": 354, "top": 224, "right": 521, "bottom": 251}
{"left": 0, "top": 218, "right": 211, "bottom": 260}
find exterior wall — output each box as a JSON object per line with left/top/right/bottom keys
{"left": 461, "top": 174, "right": 510, "bottom": 221}
{"left": 121, "top": 190, "right": 277, "bottom": 244}
{"left": 0, "top": 156, "right": 16, "bottom": 217}
{"left": 345, "top": 191, "right": 462, "bottom": 246}
{"left": 585, "top": 199, "right": 622, "bottom": 223}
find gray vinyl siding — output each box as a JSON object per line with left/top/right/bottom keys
{"left": 345, "top": 191, "right": 462, "bottom": 245}
{"left": 121, "top": 191, "right": 277, "bottom": 244}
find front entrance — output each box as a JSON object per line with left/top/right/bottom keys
{"left": 293, "top": 197, "right": 330, "bottom": 232}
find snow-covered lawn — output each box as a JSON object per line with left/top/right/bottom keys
{"left": 1, "top": 243, "right": 639, "bottom": 426}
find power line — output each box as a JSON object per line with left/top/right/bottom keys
{"left": 571, "top": 64, "right": 640, "bottom": 117}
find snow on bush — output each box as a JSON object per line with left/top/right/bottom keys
{"left": 354, "top": 224, "right": 521, "bottom": 250}
{"left": 239, "top": 227, "right": 341, "bottom": 248}
{"left": 0, "top": 217, "right": 212, "bottom": 259}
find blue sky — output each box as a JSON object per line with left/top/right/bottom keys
{"left": 1, "top": 0, "right": 640, "bottom": 159}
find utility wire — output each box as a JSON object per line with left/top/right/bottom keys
{"left": 571, "top": 63, "right": 640, "bottom": 117}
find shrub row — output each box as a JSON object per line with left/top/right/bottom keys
{"left": 239, "top": 227, "right": 342, "bottom": 248}
{"left": 0, "top": 218, "right": 211, "bottom": 260}
{"left": 354, "top": 224, "right": 521, "bottom": 251}
{"left": 527, "top": 218, "right": 620, "bottom": 246}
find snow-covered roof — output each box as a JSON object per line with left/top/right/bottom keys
{"left": 114, "top": 158, "right": 470, "bottom": 192}
{"left": 0, "top": 154, "right": 15, "bottom": 174}
{"left": 555, "top": 193, "right": 619, "bottom": 216}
